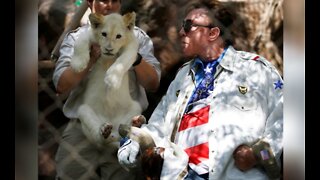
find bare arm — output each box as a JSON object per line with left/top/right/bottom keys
{"left": 56, "top": 65, "right": 89, "bottom": 94}
{"left": 56, "top": 43, "right": 100, "bottom": 94}
{"left": 133, "top": 58, "right": 160, "bottom": 92}
{"left": 133, "top": 27, "right": 161, "bottom": 93}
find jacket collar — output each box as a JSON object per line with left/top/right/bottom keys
{"left": 218, "top": 45, "right": 237, "bottom": 72}
{"left": 187, "top": 45, "right": 237, "bottom": 78}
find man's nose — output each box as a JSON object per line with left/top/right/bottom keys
{"left": 178, "top": 27, "right": 185, "bottom": 37}
{"left": 106, "top": 0, "right": 113, "bottom": 7}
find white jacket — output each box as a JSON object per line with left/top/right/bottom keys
{"left": 141, "top": 46, "right": 283, "bottom": 180}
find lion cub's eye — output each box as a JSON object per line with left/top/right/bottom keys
{"left": 101, "top": 32, "right": 107, "bottom": 37}
{"left": 116, "top": 34, "right": 122, "bottom": 39}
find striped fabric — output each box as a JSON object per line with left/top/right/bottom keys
{"left": 175, "top": 51, "right": 227, "bottom": 175}
{"left": 175, "top": 105, "right": 210, "bottom": 175}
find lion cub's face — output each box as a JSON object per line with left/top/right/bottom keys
{"left": 89, "top": 12, "right": 136, "bottom": 58}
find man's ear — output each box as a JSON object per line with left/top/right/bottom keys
{"left": 89, "top": 13, "right": 104, "bottom": 29}
{"left": 122, "top": 11, "right": 136, "bottom": 30}
{"left": 209, "top": 27, "right": 220, "bottom": 41}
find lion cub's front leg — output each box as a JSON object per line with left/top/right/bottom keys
{"left": 70, "top": 32, "right": 92, "bottom": 72}
{"left": 104, "top": 41, "right": 138, "bottom": 89}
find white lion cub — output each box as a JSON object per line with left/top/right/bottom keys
{"left": 70, "top": 12, "right": 143, "bottom": 147}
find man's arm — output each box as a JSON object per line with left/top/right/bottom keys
{"left": 56, "top": 44, "right": 100, "bottom": 94}
{"left": 134, "top": 27, "right": 161, "bottom": 92}
{"left": 233, "top": 62, "right": 283, "bottom": 175}
{"left": 52, "top": 29, "right": 100, "bottom": 94}
{"left": 133, "top": 59, "right": 159, "bottom": 92}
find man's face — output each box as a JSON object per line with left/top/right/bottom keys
{"left": 90, "top": 0, "right": 121, "bottom": 15}
{"left": 179, "top": 8, "right": 212, "bottom": 58}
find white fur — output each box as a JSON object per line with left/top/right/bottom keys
{"left": 70, "top": 12, "right": 142, "bottom": 147}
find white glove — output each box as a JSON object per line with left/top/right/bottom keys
{"left": 117, "top": 138, "right": 140, "bottom": 169}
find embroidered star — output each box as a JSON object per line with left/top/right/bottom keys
{"left": 274, "top": 80, "right": 283, "bottom": 89}
{"left": 204, "top": 66, "right": 212, "bottom": 74}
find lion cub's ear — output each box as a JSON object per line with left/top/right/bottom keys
{"left": 89, "top": 13, "right": 104, "bottom": 29}
{"left": 122, "top": 12, "right": 136, "bottom": 30}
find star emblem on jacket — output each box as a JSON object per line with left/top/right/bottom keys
{"left": 274, "top": 80, "right": 283, "bottom": 89}
{"left": 204, "top": 66, "right": 213, "bottom": 75}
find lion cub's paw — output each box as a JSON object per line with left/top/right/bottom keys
{"left": 100, "top": 122, "right": 113, "bottom": 139}
{"left": 70, "top": 52, "right": 90, "bottom": 72}
{"left": 131, "top": 115, "right": 146, "bottom": 128}
{"left": 104, "top": 71, "right": 122, "bottom": 89}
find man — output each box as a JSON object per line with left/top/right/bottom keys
{"left": 118, "top": 2, "right": 283, "bottom": 179}
{"left": 52, "top": 0, "right": 161, "bottom": 179}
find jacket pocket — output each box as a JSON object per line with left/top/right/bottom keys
{"left": 228, "top": 85, "right": 258, "bottom": 111}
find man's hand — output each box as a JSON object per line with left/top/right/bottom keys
{"left": 233, "top": 144, "right": 258, "bottom": 171}
{"left": 88, "top": 43, "right": 101, "bottom": 67}
{"left": 118, "top": 138, "right": 140, "bottom": 169}
{"left": 141, "top": 147, "right": 165, "bottom": 179}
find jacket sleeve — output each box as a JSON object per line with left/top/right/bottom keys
{"left": 261, "top": 65, "right": 283, "bottom": 160}
{"left": 52, "top": 30, "right": 77, "bottom": 89}
{"left": 140, "top": 66, "right": 190, "bottom": 179}
{"left": 134, "top": 27, "right": 161, "bottom": 81}
{"left": 142, "top": 87, "right": 190, "bottom": 180}
{"left": 141, "top": 63, "right": 191, "bottom": 146}
{"left": 141, "top": 75, "right": 179, "bottom": 146}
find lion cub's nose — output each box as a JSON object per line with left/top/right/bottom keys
{"left": 105, "top": 48, "right": 113, "bottom": 52}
